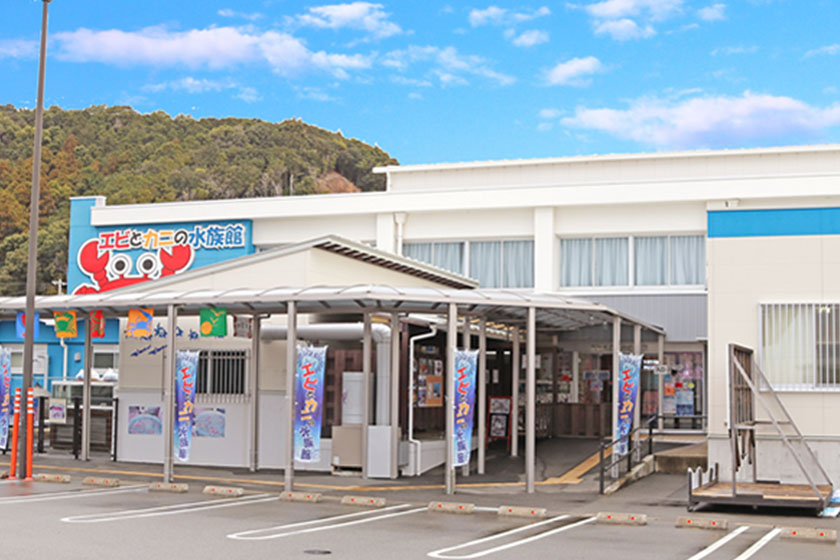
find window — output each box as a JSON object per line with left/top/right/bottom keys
{"left": 197, "top": 350, "right": 247, "bottom": 395}
{"left": 403, "top": 242, "right": 464, "bottom": 275}
{"left": 561, "top": 237, "right": 628, "bottom": 287}
{"left": 93, "top": 348, "right": 119, "bottom": 370}
{"left": 561, "top": 234, "right": 705, "bottom": 288}
{"left": 469, "top": 240, "right": 534, "bottom": 288}
{"left": 761, "top": 303, "right": 840, "bottom": 389}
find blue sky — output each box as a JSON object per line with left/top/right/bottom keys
{"left": 1, "top": 1, "right": 839, "bottom": 164}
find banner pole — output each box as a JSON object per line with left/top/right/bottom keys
{"left": 8, "top": 389, "right": 20, "bottom": 480}
{"left": 25, "top": 388, "right": 34, "bottom": 480}
{"left": 163, "top": 305, "right": 178, "bottom": 482}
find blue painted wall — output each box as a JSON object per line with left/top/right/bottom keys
{"left": 0, "top": 317, "right": 120, "bottom": 394}
{"left": 709, "top": 207, "right": 840, "bottom": 238}
{"left": 68, "top": 197, "right": 255, "bottom": 293}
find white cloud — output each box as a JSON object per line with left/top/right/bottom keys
{"left": 236, "top": 87, "right": 261, "bottom": 103}
{"left": 584, "top": 0, "right": 684, "bottom": 21}
{"left": 711, "top": 45, "right": 758, "bottom": 56}
{"left": 469, "top": 6, "right": 551, "bottom": 27}
{"left": 545, "top": 56, "right": 604, "bottom": 86}
{"left": 53, "top": 26, "right": 368, "bottom": 79}
{"left": 539, "top": 108, "right": 564, "bottom": 119}
{"left": 805, "top": 44, "right": 840, "bottom": 58}
{"left": 510, "top": 30, "right": 549, "bottom": 47}
{"left": 562, "top": 91, "right": 840, "bottom": 149}
{"left": 217, "top": 9, "right": 263, "bottom": 21}
{"left": 383, "top": 45, "right": 515, "bottom": 86}
{"left": 576, "top": 0, "right": 681, "bottom": 41}
{"left": 391, "top": 75, "right": 433, "bottom": 87}
{"left": 0, "top": 39, "right": 37, "bottom": 59}
{"left": 697, "top": 3, "right": 726, "bottom": 21}
{"left": 296, "top": 2, "right": 402, "bottom": 39}
{"left": 296, "top": 86, "right": 337, "bottom": 102}
{"left": 144, "top": 77, "right": 234, "bottom": 93}
{"left": 594, "top": 19, "right": 655, "bottom": 40}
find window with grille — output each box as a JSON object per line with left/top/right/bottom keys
{"left": 196, "top": 350, "right": 247, "bottom": 395}
{"left": 760, "top": 303, "right": 840, "bottom": 390}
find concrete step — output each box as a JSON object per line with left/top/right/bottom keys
{"left": 654, "top": 441, "right": 707, "bottom": 474}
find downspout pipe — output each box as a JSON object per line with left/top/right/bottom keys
{"left": 408, "top": 325, "right": 437, "bottom": 476}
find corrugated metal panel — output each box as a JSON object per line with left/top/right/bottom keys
{"left": 585, "top": 294, "right": 707, "bottom": 342}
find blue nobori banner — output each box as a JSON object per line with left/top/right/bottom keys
{"left": 175, "top": 350, "right": 199, "bottom": 461}
{"left": 0, "top": 347, "right": 10, "bottom": 449}
{"left": 616, "top": 353, "right": 642, "bottom": 456}
{"left": 295, "top": 345, "right": 327, "bottom": 463}
{"left": 453, "top": 349, "right": 478, "bottom": 468}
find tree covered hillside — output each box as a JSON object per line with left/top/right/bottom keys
{"left": 0, "top": 105, "right": 398, "bottom": 295}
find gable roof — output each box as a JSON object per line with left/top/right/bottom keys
{"left": 110, "top": 234, "right": 478, "bottom": 293}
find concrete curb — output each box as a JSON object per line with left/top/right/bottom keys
{"left": 779, "top": 526, "right": 837, "bottom": 543}
{"left": 596, "top": 512, "right": 647, "bottom": 526}
{"left": 676, "top": 516, "right": 728, "bottom": 531}
{"left": 82, "top": 476, "right": 119, "bottom": 488}
{"left": 279, "top": 491, "right": 322, "bottom": 503}
{"left": 498, "top": 506, "right": 547, "bottom": 518}
{"left": 203, "top": 485, "right": 244, "bottom": 497}
{"left": 341, "top": 496, "right": 386, "bottom": 507}
{"left": 33, "top": 473, "right": 71, "bottom": 484}
{"left": 149, "top": 482, "right": 189, "bottom": 493}
{"left": 428, "top": 501, "right": 474, "bottom": 514}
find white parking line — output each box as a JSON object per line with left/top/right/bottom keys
{"left": 732, "top": 528, "right": 781, "bottom": 560}
{"left": 685, "top": 526, "right": 750, "bottom": 560}
{"left": 0, "top": 485, "right": 146, "bottom": 504}
{"left": 427, "top": 516, "right": 596, "bottom": 559}
{"left": 228, "top": 504, "right": 426, "bottom": 541}
{"left": 62, "top": 493, "right": 276, "bottom": 523}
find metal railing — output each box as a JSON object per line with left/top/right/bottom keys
{"left": 599, "top": 416, "right": 657, "bottom": 494}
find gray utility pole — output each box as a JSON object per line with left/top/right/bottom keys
{"left": 20, "top": 0, "right": 52, "bottom": 478}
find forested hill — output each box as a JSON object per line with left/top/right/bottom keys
{"left": 0, "top": 104, "right": 398, "bottom": 295}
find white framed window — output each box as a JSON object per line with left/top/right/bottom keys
{"left": 560, "top": 234, "right": 704, "bottom": 288}
{"left": 760, "top": 303, "right": 840, "bottom": 390}
{"left": 197, "top": 349, "right": 247, "bottom": 395}
{"left": 92, "top": 346, "right": 119, "bottom": 371}
{"left": 403, "top": 241, "right": 464, "bottom": 275}
{"left": 403, "top": 239, "right": 534, "bottom": 288}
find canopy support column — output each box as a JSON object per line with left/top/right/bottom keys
{"left": 390, "top": 312, "right": 400, "bottom": 479}
{"left": 657, "top": 334, "right": 665, "bottom": 431}
{"left": 284, "top": 302, "right": 297, "bottom": 493}
{"left": 445, "top": 303, "right": 457, "bottom": 494}
{"left": 611, "top": 316, "right": 621, "bottom": 478}
{"left": 477, "top": 317, "right": 487, "bottom": 475}
{"left": 362, "top": 313, "right": 372, "bottom": 479}
{"left": 525, "top": 307, "right": 536, "bottom": 494}
{"left": 511, "top": 327, "right": 520, "bottom": 458}
{"left": 163, "top": 304, "right": 178, "bottom": 482}
{"left": 81, "top": 316, "right": 93, "bottom": 461}
{"left": 571, "top": 351, "right": 580, "bottom": 403}
{"left": 249, "top": 315, "right": 262, "bottom": 472}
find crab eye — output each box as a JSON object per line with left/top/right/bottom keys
{"left": 136, "top": 253, "right": 161, "bottom": 277}
{"left": 106, "top": 254, "right": 132, "bottom": 278}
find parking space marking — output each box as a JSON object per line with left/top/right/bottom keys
{"left": 732, "top": 528, "right": 781, "bottom": 560}
{"left": 228, "top": 503, "right": 426, "bottom": 541}
{"left": 0, "top": 485, "right": 146, "bottom": 504}
{"left": 61, "top": 493, "right": 276, "bottom": 523}
{"left": 427, "top": 516, "right": 596, "bottom": 559}
{"left": 685, "top": 526, "right": 750, "bottom": 560}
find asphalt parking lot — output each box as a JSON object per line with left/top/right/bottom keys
{"left": 0, "top": 476, "right": 837, "bottom": 560}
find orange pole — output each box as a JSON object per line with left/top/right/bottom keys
{"left": 24, "top": 388, "right": 34, "bottom": 481}
{"left": 8, "top": 388, "right": 20, "bottom": 480}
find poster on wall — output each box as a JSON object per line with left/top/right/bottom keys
{"left": 616, "top": 353, "right": 642, "bottom": 456}
{"left": 232, "top": 315, "right": 252, "bottom": 338}
{"left": 48, "top": 398, "right": 67, "bottom": 425}
{"left": 676, "top": 391, "right": 695, "bottom": 416}
{"left": 424, "top": 375, "right": 443, "bottom": 407}
{"left": 294, "top": 345, "right": 326, "bottom": 463}
{"left": 453, "top": 349, "right": 478, "bottom": 468}
{"left": 194, "top": 408, "right": 226, "bottom": 438}
{"left": 128, "top": 406, "right": 162, "bottom": 435}
{"left": 488, "top": 396, "right": 512, "bottom": 442}
{"left": 175, "top": 351, "right": 199, "bottom": 460}
{"left": 0, "top": 347, "right": 10, "bottom": 448}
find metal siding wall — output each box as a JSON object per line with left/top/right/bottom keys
{"left": 589, "top": 294, "right": 707, "bottom": 342}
